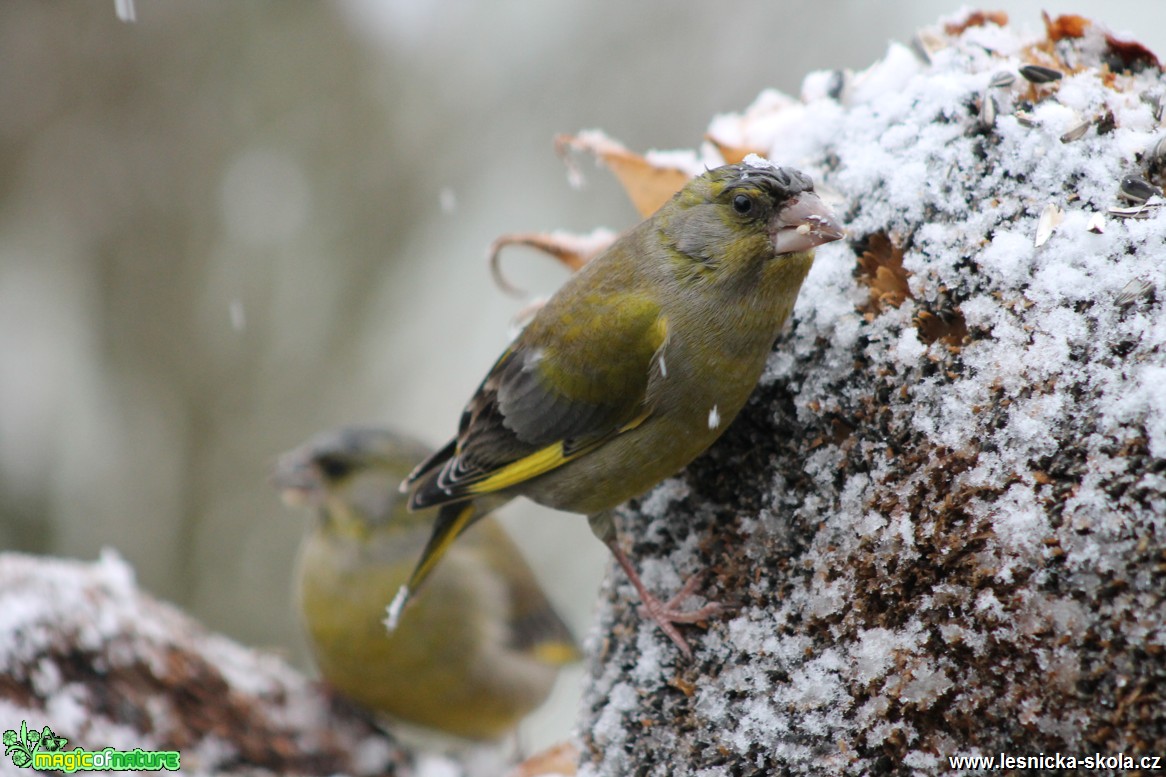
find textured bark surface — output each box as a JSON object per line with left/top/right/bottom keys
{"left": 577, "top": 15, "right": 1166, "bottom": 776}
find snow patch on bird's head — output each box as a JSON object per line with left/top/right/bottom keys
{"left": 743, "top": 153, "right": 776, "bottom": 170}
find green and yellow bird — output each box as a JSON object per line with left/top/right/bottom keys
{"left": 397, "top": 160, "right": 843, "bottom": 656}
{"left": 275, "top": 426, "right": 580, "bottom": 741}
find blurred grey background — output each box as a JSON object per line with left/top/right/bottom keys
{"left": 2, "top": 0, "right": 1162, "bottom": 751}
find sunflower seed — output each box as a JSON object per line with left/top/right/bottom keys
{"left": 908, "top": 36, "right": 932, "bottom": 64}
{"left": 1116, "top": 278, "right": 1155, "bottom": 307}
{"left": 979, "top": 91, "right": 997, "bottom": 129}
{"left": 1035, "top": 203, "right": 1063, "bottom": 247}
{"left": 1060, "top": 119, "right": 1091, "bottom": 143}
{"left": 826, "top": 70, "right": 847, "bottom": 101}
{"left": 989, "top": 71, "right": 1016, "bottom": 89}
{"left": 1150, "top": 135, "right": 1166, "bottom": 165}
{"left": 1086, "top": 213, "right": 1105, "bottom": 234}
{"left": 1119, "top": 175, "right": 1162, "bottom": 203}
{"left": 1108, "top": 202, "right": 1163, "bottom": 218}
{"left": 1020, "top": 65, "right": 1063, "bottom": 83}
{"left": 910, "top": 30, "right": 946, "bottom": 64}
{"left": 1143, "top": 92, "right": 1165, "bottom": 123}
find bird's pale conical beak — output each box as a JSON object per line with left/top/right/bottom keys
{"left": 770, "top": 192, "right": 844, "bottom": 255}
{"left": 272, "top": 457, "right": 323, "bottom": 508}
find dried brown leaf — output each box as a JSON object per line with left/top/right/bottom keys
{"left": 489, "top": 229, "right": 616, "bottom": 296}
{"left": 944, "top": 10, "right": 1008, "bottom": 36}
{"left": 705, "top": 135, "right": 765, "bottom": 165}
{"left": 556, "top": 132, "right": 691, "bottom": 218}
{"left": 1042, "top": 12, "right": 1091, "bottom": 41}
{"left": 857, "top": 232, "right": 967, "bottom": 347}
{"left": 1041, "top": 11, "right": 1161, "bottom": 72}
{"left": 668, "top": 675, "right": 697, "bottom": 697}
{"left": 857, "top": 232, "right": 911, "bottom": 313}
{"left": 915, "top": 308, "right": 969, "bottom": 347}
{"left": 1104, "top": 35, "right": 1162, "bottom": 72}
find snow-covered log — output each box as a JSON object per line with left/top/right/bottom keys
{"left": 0, "top": 551, "right": 419, "bottom": 776}
{"left": 578, "top": 13, "right": 1166, "bottom": 775}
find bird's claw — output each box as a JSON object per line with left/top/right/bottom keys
{"left": 635, "top": 573, "right": 722, "bottom": 658}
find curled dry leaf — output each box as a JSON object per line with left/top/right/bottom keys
{"left": 555, "top": 131, "right": 691, "bottom": 218}
{"left": 489, "top": 228, "right": 618, "bottom": 296}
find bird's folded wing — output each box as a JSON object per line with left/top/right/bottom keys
{"left": 407, "top": 290, "right": 667, "bottom": 508}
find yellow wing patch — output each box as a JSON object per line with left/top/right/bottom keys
{"left": 466, "top": 442, "right": 579, "bottom": 495}
{"left": 531, "top": 640, "right": 584, "bottom": 666}
{"left": 461, "top": 313, "right": 665, "bottom": 498}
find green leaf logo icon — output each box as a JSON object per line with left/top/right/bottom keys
{"left": 2, "top": 720, "right": 65, "bottom": 768}
{"left": 40, "top": 727, "right": 67, "bottom": 752}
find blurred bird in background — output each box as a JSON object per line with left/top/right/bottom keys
{"left": 274, "top": 426, "right": 580, "bottom": 742}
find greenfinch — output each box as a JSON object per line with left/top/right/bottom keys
{"left": 275, "top": 426, "right": 580, "bottom": 741}
{"left": 396, "top": 160, "right": 843, "bottom": 656}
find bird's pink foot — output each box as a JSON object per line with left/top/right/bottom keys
{"left": 634, "top": 573, "right": 723, "bottom": 657}
{"left": 606, "top": 540, "right": 722, "bottom": 658}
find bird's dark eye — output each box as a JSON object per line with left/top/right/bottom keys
{"left": 315, "top": 456, "right": 351, "bottom": 481}
{"left": 732, "top": 194, "right": 754, "bottom": 215}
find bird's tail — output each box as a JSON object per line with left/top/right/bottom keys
{"left": 385, "top": 501, "right": 478, "bottom": 630}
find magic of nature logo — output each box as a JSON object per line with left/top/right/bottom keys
{"left": 3, "top": 721, "right": 180, "bottom": 773}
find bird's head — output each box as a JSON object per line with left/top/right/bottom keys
{"left": 659, "top": 160, "right": 843, "bottom": 287}
{"left": 274, "top": 427, "right": 431, "bottom": 534}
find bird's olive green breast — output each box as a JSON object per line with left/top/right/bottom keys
{"left": 520, "top": 248, "right": 815, "bottom": 515}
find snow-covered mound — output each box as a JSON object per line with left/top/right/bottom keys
{"left": 579, "top": 12, "right": 1166, "bottom": 775}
